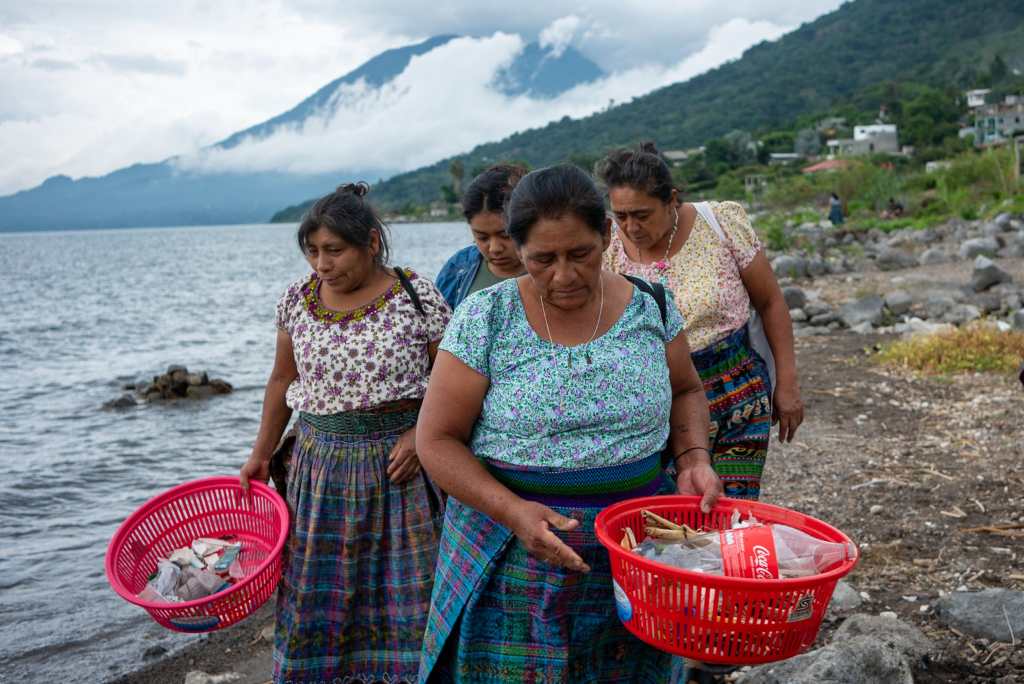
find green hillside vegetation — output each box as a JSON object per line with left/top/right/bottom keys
{"left": 272, "top": 0, "right": 1024, "bottom": 222}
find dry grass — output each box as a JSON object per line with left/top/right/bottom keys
{"left": 878, "top": 322, "right": 1024, "bottom": 375}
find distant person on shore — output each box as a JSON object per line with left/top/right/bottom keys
{"left": 435, "top": 163, "right": 527, "bottom": 309}
{"left": 598, "top": 142, "right": 804, "bottom": 497}
{"left": 239, "top": 182, "right": 451, "bottom": 684}
{"left": 415, "top": 164, "right": 720, "bottom": 681}
{"left": 828, "top": 192, "right": 845, "bottom": 226}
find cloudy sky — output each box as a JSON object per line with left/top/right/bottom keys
{"left": 0, "top": 1, "right": 844, "bottom": 196}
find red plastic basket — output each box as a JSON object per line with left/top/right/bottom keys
{"left": 595, "top": 495, "right": 858, "bottom": 665}
{"left": 105, "top": 476, "right": 289, "bottom": 633}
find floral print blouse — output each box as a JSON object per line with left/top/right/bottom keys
{"left": 605, "top": 201, "right": 763, "bottom": 352}
{"left": 439, "top": 278, "right": 685, "bottom": 469}
{"left": 275, "top": 269, "right": 451, "bottom": 414}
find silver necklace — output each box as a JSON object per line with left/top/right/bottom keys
{"left": 538, "top": 273, "right": 604, "bottom": 368}
{"left": 648, "top": 206, "right": 680, "bottom": 277}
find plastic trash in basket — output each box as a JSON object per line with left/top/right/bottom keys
{"left": 106, "top": 476, "right": 289, "bottom": 633}
{"left": 595, "top": 495, "right": 858, "bottom": 665}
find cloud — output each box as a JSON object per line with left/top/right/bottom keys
{"left": 177, "top": 18, "right": 790, "bottom": 179}
{"left": 539, "top": 15, "right": 581, "bottom": 58}
{"left": 89, "top": 53, "right": 187, "bottom": 76}
{"left": 30, "top": 58, "right": 78, "bottom": 71}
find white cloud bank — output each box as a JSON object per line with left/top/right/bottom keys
{"left": 177, "top": 17, "right": 790, "bottom": 178}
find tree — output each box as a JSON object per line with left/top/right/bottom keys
{"left": 449, "top": 159, "right": 465, "bottom": 197}
{"left": 990, "top": 54, "right": 1008, "bottom": 84}
{"left": 794, "top": 128, "right": 821, "bottom": 157}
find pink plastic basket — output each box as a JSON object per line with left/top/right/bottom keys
{"left": 595, "top": 495, "right": 858, "bottom": 665}
{"left": 105, "top": 476, "right": 289, "bottom": 633}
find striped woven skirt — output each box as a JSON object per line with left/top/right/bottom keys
{"left": 691, "top": 325, "right": 773, "bottom": 501}
{"left": 273, "top": 410, "right": 443, "bottom": 684}
{"left": 418, "top": 453, "right": 673, "bottom": 683}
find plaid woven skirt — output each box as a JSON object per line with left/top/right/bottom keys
{"left": 418, "top": 454, "right": 673, "bottom": 683}
{"left": 274, "top": 411, "right": 443, "bottom": 684}
{"left": 691, "top": 326, "right": 773, "bottom": 501}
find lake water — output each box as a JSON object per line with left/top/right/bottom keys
{"left": 0, "top": 222, "right": 469, "bottom": 683}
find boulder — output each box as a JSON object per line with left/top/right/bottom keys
{"left": 807, "top": 258, "right": 828, "bottom": 277}
{"left": 827, "top": 580, "right": 863, "bottom": 615}
{"left": 971, "top": 255, "right": 1012, "bottom": 292}
{"left": 982, "top": 221, "right": 1005, "bottom": 238}
{"left": 850, "top": 321, "right": 874, "bottom": 334}
{"left": 736, "top": 635, "right": 912, "bottom": 684}
{"left": 840, "top": 295, "right": 885, "bottom": 328}
{"left": 782, "top": 286, "right": 808, "bottom": 311}
{"left": 810, "top": 312, "right": 840, "bottom": 327}
{"left": 790, "top": 308, "right": 808, "bottom": 323}
{"left": 166, "top": 364, "right": 188, "bottom": 375}
{"left": 1013, "top": 310, "right": 1024, "bottom": 331}
{"left": 773, "top": 255, "right": 809, "bottom": 279}
{"left": 918, "top": 247, "right": 947, "bottom": 266}
{"left": 935, "top": 588, "right": 1024, "bottom": 642}
{"left": 942, "top": 304, "right": 981, "bottom": 326}
{"left": 959, "top": 237, "right": 1000, "bottom": 259}
{"left": 875, "top": 246, "right": 917, "bottom": 271}
{"left": 972, "top": 292, "right": 1003, "bottom": 314}
{"left": 187, "top": 372, "right": 209, "bottom": 386}
{"left": 925, "top": 294, "right": 956, "bottom": 319}
{"left": 804, "top": 301, "right": 833, "bottom": 318}
{"left": 103, "top": 394, "right": 137, "bottom": 410}
{"left": 994, "top": 212, "right": 1013, "bottom": 229}
{"left": 834, "top": 613, "right": 935, "bottom": 663}
{"left": 884, "top": 290, "right": 913, "bottom": 316}
{"left": 209, "top": 379, "right": 234, "bottom": 395}
{"left": 185, "top": 385, "right": 217, "bottom": 400}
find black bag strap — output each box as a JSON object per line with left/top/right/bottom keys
{"left": 623, "top": 275, "right": 667, "bottom": 328}
{"left": 394, "top": 267, "right": 425, "bottom": 315}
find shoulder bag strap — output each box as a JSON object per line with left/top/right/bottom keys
{"left": 393, "top": 267, "right": 425, "bottom": 315}
{"left": 693, "top": 201, "right": 727, "bottom": 243}
{"left": 623, "top": 274, "right": 667, "bottom": 328}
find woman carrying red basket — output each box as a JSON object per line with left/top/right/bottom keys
{"left": 240, "top": 183, "right": 451, "bottom": 684}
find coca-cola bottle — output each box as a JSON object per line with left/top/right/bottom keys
{"left": 635, "top": 523, "right": 856, "bottom": 579}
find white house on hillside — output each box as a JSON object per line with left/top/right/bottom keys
{"left": 827, "top": 124, "right": 899, "bottom": 157}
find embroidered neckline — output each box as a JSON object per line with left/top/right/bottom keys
{"left": 302, "top": 269, "right": 416, "bottom": 325}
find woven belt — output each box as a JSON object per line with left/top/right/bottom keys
{"left": 299, "top": 409, "right": 417, "bottom": 435}
{"left": 485, "top": 453, "right": 664, "bottom": 508}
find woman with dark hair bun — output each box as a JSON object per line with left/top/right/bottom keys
{"left": 239, "top": 182, "right": 451, "bottom": 684}
{"left": 416, "top": 164, "right": 721, "bottom": 681}
{"left": 435, "top": 163, "right": 527, "bottom": 309}
{"left": 597, "top": 142, "right": 803, "bottom": 500}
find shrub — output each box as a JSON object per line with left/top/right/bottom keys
{"left": 877, "top": 323, "right": 1024, "bottom": 374}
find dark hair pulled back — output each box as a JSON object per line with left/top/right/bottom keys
{"left": 297, "top": 181, "right": 390, "bottom": 265}
{"left": 594, "top": 141, "right": 675, "bottom": 204}
{"left": 462, "top": 163, "right": 528, "bottom": 222}
{"left": 505, "top": 164, "right": 606, "bottom": 246}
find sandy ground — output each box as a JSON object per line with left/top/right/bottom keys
{"left": 114, "top": 261, "right": 1024, "bottom": 684}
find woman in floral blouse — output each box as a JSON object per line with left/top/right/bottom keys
{"left": 240, "top": 182, "right": 451, "bottom": 684}
{"left": 598, "top": 142, "right": 803, "bottom": 503}
{"left": 415, "top": 164, "right": 721, "bottom": 682}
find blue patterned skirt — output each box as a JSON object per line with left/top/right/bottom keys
{"left": 274, "top": 410, "right": 443, "bottom": 684}
{"left": 418, "top": 454, "right": 674, "bottom": 683}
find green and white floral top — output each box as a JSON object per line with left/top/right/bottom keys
{"left": 439, "top": 278, "right": 685, "bottom": 469}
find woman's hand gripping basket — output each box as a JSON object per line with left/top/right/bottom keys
{"left": 106, "top": 477, "right": 289, "bottom": 633}
{"left": 595, "top": 495, "right": 858, "bottom": 665}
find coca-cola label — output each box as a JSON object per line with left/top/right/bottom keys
{"left": 719, "top": 525, "right": 780, "bottom": 579}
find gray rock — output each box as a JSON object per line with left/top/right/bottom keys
{"left": 1005, "top": 294, "right": 1023, "bottom": 312}
{"left": 166, "top": 364, "right": 188, "bottom": 375}
{"left": 1001, "top": 243, "right": 1024, "bottom": 258}
{"left": 851, "top": 321, "right": 874, "bottom": 334}
{"left": 185, "top": 385, "right": 217, "bottom": 400}
{"left": 972, "top": 255, "right": 1013, "bottom": 292}
{"left": 804, "top": 301, "right": 833, "bottom": 317}
{"left": 994, "top": 212, "right": 1013, "bottom": 228}
{"left": 875, "top": 246, "right": 917, "bottom": 271}
{"left": 842, "top": 233, "right": 856, "bottom": 245}
{"left": 807, "top": 258, "right": 828, "bottom": 277}
{"left": 959, "top": 237, "right": 1000, "bottom": 259}
{"left": 810, "top": 312, "right": 840, "bottom": 327}
{"left": 184, "top": 672, "right": 241, "bottom": 684}
{"left": 103, "top": 394, "right": 137, "bottom": 411}
{"left": 943, "top": 304, "right": 981, "bottom": 326}
{"left": 828, "top": 580, "right": 864, "bottom": 614}
{"left": 884, "top": 290, "right": 913, "bottom": 316}
{"left": 935, "top": 588, "right": 1024, "bottom": 642}
{"left": 919, "top": 247, "right": 948, "bottom": 266}
{"left": 840, "top": 295, "right": 885, "bottom": 328}
{"left": 782, "top": 286, "right": 808, "bottom": 310}
{"left": 834, "top": 613, "right": 935, "bottom": 663}
{"left": 972, "top": 292, "right": 1004, "bottom": 314}
{"left": 773, "top": 255, "right": 809, "bottom": 279}
{"left": 790, "top": 308, "right": 808, "bottom": 323}
{"left": 1013, "top": 309, "right": 1024, "bottom": 331}
{"left": 794, "top": 326, "right": 831, "bottom": 337}
{"left": 925, "top": 294, "right": 956, "bottom": 319}
{"left": 982, "top": 221, "right": 1005, "bottom": 238}
{"left": 736, "top": 635, "right": 912, "bottom": 684}
{"left": 187, "top": 371, "right": 209, "bottom": 386}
